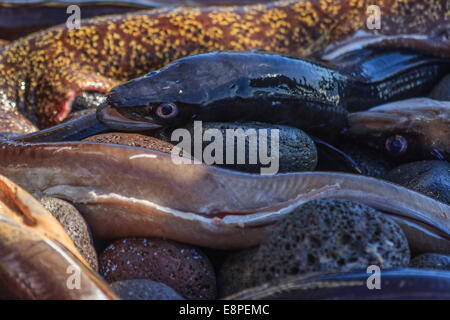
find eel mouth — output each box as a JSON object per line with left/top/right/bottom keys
{"left": 96, "top": 102, "right": 162, "bottom": 131}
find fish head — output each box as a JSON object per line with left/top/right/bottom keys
{"left": 97, "top": 52, "right": 253, "bottom": 131}
{"left": 345, "top": 98, "right": 450, "bottom": 160}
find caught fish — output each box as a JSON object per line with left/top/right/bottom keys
{"left": 345, "top": 98, "right": 450, "bottom": 160}
{"left": 0, "top": 174, "right": 116, "bottom": 299}
{"left": 0, "top": 0, "right": 277, "bottom": 41}
{"left": 1, "top": 0, "right": 449, "bottom": 132}
{"left": 98, "top": 51, "right": 449, "bottom": 136}
{"left": 0, "top": 139, "right": 448, "bottom": 252}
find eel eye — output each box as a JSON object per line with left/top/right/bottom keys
{"left": 155, "top": 103, "right": 178, "bottom": 119}
{"left": 385, "top": 135, "right": 408, "bottom": 156}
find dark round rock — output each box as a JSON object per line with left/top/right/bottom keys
{"left": 39, "top": 196, "right": 98, "bottom": 271}
{"left": 217, "top": 248, "right": 258, "bottom": 298}
{"left": 410, "top": 253, "right": 450, "bottom": 271}
{"left": 99, "top": 238, "right": 216, "bottom": 300}
{"left": 83, "top": 133, "right": 174, "bottom": 154}
{"left": 244, "top": 199, "right": 410, "bottom": 288}
{"left": 335, "top": 142, "right": 395, "bottom": 178}
{"left": 384, "top": 161, "right": 450, "bottom": 204}
{"left": 110, "top": 279, "right": 184, "bottom": 300}
{"left": 157, "top": 121, "right": 317, "bottom": 173}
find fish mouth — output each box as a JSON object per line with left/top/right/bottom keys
{"left": 96, "top": 103, "right": 162, "bottom": 131}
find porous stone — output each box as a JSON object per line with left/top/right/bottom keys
{"left": 99, "top": 238, "right": 216, "bottom": 300}
{"left": 217, "top": 248, "right": 258, "bottom": 298}
{"left": 110, "top": 279, "right": 184, "bottom": 300}
{"left": 83, "top": 132, "right": 174, "bottom": 154}
{"left": 231, "top": 199, "right": 410, "bottom": 289}
{"left": 410, "top": 253, "right": 450, "bottom": 271}
{"left": 384, "top": 160, "right": 450, "bottom": 204}
{"left": 39, "top": 196, "right": 98, "bottom": 271}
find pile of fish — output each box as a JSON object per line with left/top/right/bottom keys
{"left": 0, "top": 0, "right": 449, "bottom": 300}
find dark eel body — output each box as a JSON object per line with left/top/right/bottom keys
{"left": 228, "top": 268, "right": 450, "bottom": 300}
{"left": 96, "top": 50, "right": 449, "bottom": 137}
{"left": 0, "top": 0, "right": 449, "bottom": 135}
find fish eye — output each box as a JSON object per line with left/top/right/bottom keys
{"left": 155, "top": 103, "right": 178, "bottom": 119}
{"left": 385, "top": 135, "right": 408, "bottom": 156}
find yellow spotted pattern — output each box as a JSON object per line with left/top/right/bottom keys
{"left": 0, "top": 0, "right": 447, "bottom": 132}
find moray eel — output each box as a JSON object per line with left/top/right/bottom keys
{"left": 0, "top": 139, "right": 448, "bottom": 252}
{"left": 346, "top": 98, "right": 450, "bottom": 161}
{"left": 0, "top": 0, "right": 449, "bottom": 134}
{"left": 0, "top": 1, "right": 155, "bottom": 41}
{"left": 227, "top": 268, "right": 450, "bottom": 300}
{"left": 97, "top": 50, "right": 449, "bottom": 135}
{"left": 0, "top": 174, "right": 116, "bottom": 299}
{"left": 0, "top": 0, "right": 277, "bottom": 41}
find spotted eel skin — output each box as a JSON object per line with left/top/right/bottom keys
{"left": 0, "top": 1, "right": 279, "bottom": 41}
{"left": 0, "top": 0, "right": 448, "bottom": 133}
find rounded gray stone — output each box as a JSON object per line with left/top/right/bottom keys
{"left": 157, "top": 121, "right": 317, "bottom": 173}
{"left": 245, "top": 199, "right": 410, "bottom": 287}
{"left": 39, "top": 196, "right": 98, "bottom": 271}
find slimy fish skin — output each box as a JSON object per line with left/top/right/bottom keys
{"left": 99, "top": 51, "right": 449, "bottom": 135}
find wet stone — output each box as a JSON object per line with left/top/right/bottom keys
{"left": 39, "top": 196, "right": 98, "bottom": 271}
{"left": 110, "top": 279, "right": 184, "bottom": 300}
{"left": 384, "top": 160, "right": 450, "bottom": 204}
{"left": 222, "top": 199, "right": 410, "bottom": 291}
{"left": 410, "top": 253, "right": 450, "bottom": 271}
{"left": 217, "top": 247, "right": 258, "bottom": 298}
{"left": 156, "top": 121, "right": 317, "bottom": 173}
{"left": 99, "top": 238, "right": 216, "bottom": 300}
{"left": 334, "top": 142, "right": 395, "bottom": 178}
